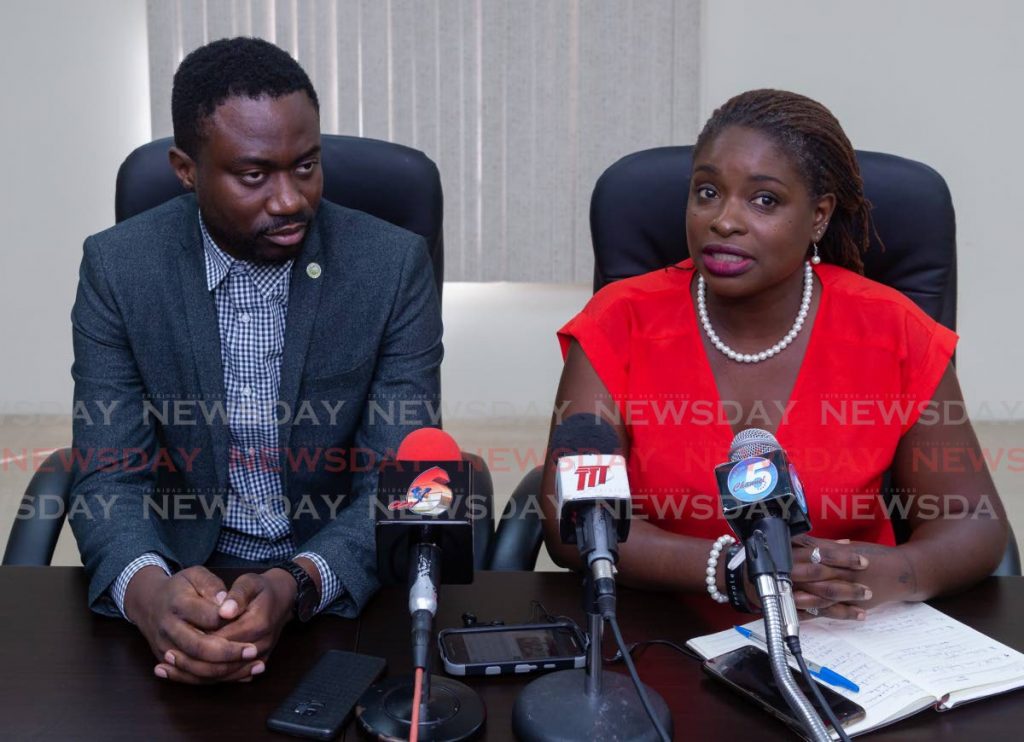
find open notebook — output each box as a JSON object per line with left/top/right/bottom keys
{"left": 687, "top": 602, "right": 1024, "bottom": 737}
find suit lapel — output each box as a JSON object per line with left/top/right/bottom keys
{"left": 175, "top": 204, "right": 230, "bottom": 494}
{"left": 277, "top": 216, "right": 327, "bottom": 476}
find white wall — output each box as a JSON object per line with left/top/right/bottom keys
{"left": 441, "top": 283, "right": 592, "bottom": 421}
{"left": 700, "top": 0, "right": 1024, "bottom": 418}
{"left": 0, "top": 0, "right": 151, "bottom": 414}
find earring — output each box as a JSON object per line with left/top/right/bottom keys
{"left": 811, "top": 242, "right": 821, "bottom": 265}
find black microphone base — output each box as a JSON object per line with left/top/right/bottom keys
{"left": 356, "top": 674, "right": 485, "bottom": 741}
{"left": 512, "top": 669, "right": 672, "bottom": 742}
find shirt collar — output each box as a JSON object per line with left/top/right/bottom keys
{"left": 199, "top": 212, "right": 293, "bottom": 300}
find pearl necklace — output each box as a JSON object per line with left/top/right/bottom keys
{"left": 697, "top": 261, "right": 813, "bottom": 363}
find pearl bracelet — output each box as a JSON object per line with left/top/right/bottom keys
{"left": 706, "top": 534, "right": 736, "bottom": 603}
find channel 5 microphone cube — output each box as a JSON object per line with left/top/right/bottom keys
{"left": 715, "top": 448, "right": 811, "bottom": 542}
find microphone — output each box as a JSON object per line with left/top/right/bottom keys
{"left": 715, "top": 429, "right": 832, "bottom": 742}
{"left": 551, "top": 413, "right": 630, "bottom": 618}
{"left": 361, "top": 428, "right": 484, "bottom": 741}
{"left": 398, "top": 429, "right": 459, "bottom": 671}
{"left": 375, "top": 428, "right": 474, "bottom": 585}
{"left": 376, "top": 428, "right": 472, "bottom": 668}
{"left": 716, "top": 427, "right": 809, "bottom": 636}
{"left": 716, "top": 428, "right": 810, "bottom": 581}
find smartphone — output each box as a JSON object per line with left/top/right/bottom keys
{"left": 267, "top": 650, "right": 386, "bottom": 740}
{"left": 438, "top": 621, "right": 587, "bottom": 676}
{"left": 703, "top": 645, "right": 865, "bottom": 740}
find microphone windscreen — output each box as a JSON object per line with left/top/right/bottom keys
{"left": 396, "top": 427, "right": 462, "bottom": 461}
{"left": 728, "top": 427, "right": 781, "bottom": 462}
{"left": 549, "top": 413, "right": 623, "bottom": 457}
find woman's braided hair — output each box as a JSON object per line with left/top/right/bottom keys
{"left": 695, "top": 89, "right": 873, "bottom": 273}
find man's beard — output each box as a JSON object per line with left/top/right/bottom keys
{"left": 228, "top": 212, "right": 315, "bottom": 264}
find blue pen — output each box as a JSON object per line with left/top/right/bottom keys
{"left": 733, "top": 625, "right": 860, "bottom": 693}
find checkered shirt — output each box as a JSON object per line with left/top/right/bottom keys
{"left": 110, "top": 214, "right": 341, "bottom": 619}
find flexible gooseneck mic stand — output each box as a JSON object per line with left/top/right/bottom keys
{"left": 755, "top": 573, "right": 830, "bottom": 742}
{"left": 746, "top": 525, "right": 830, "bottom": 742}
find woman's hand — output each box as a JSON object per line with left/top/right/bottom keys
{"left": 789, "top": 536, "right": 920, "bottom": 620}
{"left": 790, "top": 536, "right": 872, "bottom": 620}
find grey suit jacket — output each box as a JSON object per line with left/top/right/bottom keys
{"left": 69, "top": 193, "right": 442, "bottom": 617}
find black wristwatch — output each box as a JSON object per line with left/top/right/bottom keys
{"left": 274, "top": 560, "right": 320, "bottom": 623}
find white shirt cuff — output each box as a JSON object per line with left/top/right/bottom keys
{"left": 110, "top": 553, "right": 172, "bottom": 622}
{"left": 294, "top": 551, "right": 343, "bottom": 614}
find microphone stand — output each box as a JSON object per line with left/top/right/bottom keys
{"left": 584, "top": 598, "right": 603, "bottom": 698}
{"left": 358, "top": 539, "right": 484, "bottom": 741}
{"left": 512, "top": 547, "right": 673, "bottom": 741}
{"left": 748, "top": 526, "right": 830, "bottom": 742}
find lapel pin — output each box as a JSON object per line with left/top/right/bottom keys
{"left": 306, "top": 262, "right": 322, "bottom": 279}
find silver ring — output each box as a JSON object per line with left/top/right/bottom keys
{"left": 810, "top": 547, "right": 822, "bottom": 564}
{"left": 806, "top": 606, "right": 819, "bottom": 616}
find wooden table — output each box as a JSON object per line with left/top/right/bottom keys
{"left": 1, "top": 568, "right": 1021, "bottom": 740}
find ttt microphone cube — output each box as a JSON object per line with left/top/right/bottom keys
{"left": 555, "top": 453, "right": 631, "bottom": 545}
{"left": 375, "top": 459, "right": 475, "bottom": 585}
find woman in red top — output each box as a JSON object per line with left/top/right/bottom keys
{"left": 541, "top": 89, "right": 1008, "bottom": 619}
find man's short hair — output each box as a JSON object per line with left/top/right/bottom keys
{"left": 171, "top": 37, "right": 320, "bottom": 159}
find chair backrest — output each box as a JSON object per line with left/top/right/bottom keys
{"left": 115, "top": 134, "right": 446, "bottom": 302}
{"left": 589, "top": 146, "right": 957, "bottom": 331}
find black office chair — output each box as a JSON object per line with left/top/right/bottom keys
{"left": 486, "top": 465, "right": 545, "bottom": 570}
{"left": 491, "top": 145, "right": 1021, "bottom": 576}
{"left": 5, "top": 134, "right": 496, "bottom": 569}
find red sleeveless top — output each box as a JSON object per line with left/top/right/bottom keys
{"left": 558, "top": 259, "right": 957, "bottom": 546}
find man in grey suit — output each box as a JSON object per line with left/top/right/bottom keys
{"left": 69, "top": 38, "right": 442, "bottom": 683}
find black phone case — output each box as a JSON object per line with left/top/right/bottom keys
{"left": 703, "top": 645, "right": 865, "bottom": 740}
{"left": 266, "top": 650, "right": 386, "bottom": 740}
{"left": 437, "top": 621, "right": 587, "bottom": 677}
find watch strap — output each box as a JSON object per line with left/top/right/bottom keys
{"left": 274, "top": 560, "right": 320, "bottom": 622}
{"left": 725, "top": 544, "right": 756, "bottom": 614}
